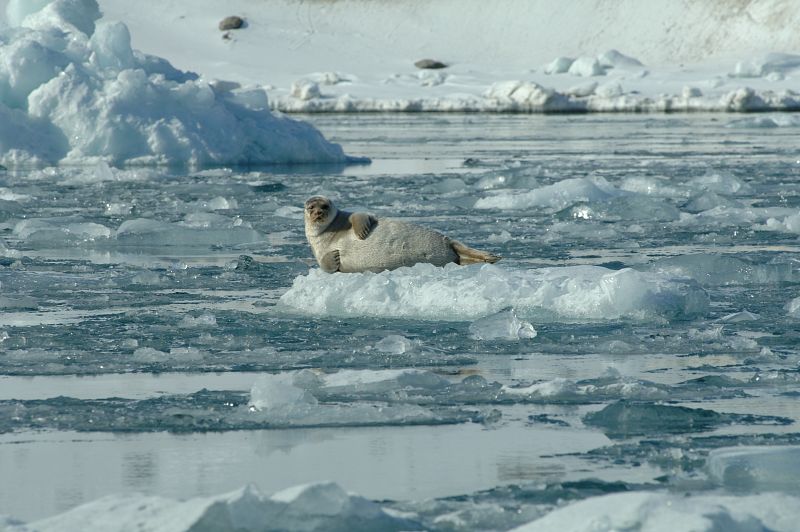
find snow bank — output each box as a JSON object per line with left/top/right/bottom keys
{"left": 0, "top": 0, "right": 349, "bottom": 167}
{"left": 512, "top": 491, "right": 800, "bottom": 532}
{"left": 19, "top": 483, "right": 416, "bottom": 532}
{"left": 280, "top": 263, "right": 708, "bottom": 322}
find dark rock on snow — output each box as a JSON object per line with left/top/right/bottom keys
{"left": 219, "top": 16, "right": 245, "bottom": 31}
{"left": 415, "top": 59, "right": 448, "bottom": 70}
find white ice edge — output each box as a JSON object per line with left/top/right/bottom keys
{"left": 280, "top": 262, "right": 709, "bottom": 322}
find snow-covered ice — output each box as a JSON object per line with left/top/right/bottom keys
{"left": 281, "top": 263, "right": 708, "bottom": 322}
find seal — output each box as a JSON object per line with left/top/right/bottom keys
{"left": 304, "top": 195, "right": 500, "bottom": 273}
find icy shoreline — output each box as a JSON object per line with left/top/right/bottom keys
{"left": 270, "top": 85, "right": 800, "bottom": 114}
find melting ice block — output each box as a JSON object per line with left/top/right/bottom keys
{"left": 469, "top": 309, "right": 537, "bottom": 340}
{"left": 280, "top": 263, "right": 709, "bottom": 322}
{"left": 475, "top": 176, "right": 625, "bottom": 211}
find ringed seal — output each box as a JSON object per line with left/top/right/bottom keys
{"left": 304, "top": 195, "right": 500, "bottom": 273}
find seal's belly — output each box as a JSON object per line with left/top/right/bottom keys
{"left": 337, "top": 220, "right": 457, "bottom": 273}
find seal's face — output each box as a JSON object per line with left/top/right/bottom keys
{"left": 304, "top": 196, "right": 336, "bottom": 227}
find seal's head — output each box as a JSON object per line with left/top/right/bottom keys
{"left": 304, "top": 195, "right": 337, "bottom": 231}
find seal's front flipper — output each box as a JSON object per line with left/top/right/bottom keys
{"left": 350, "top": 212, "right": 377, "bottom": 240}
{"left": 319, "top": 249, "right": 341, "bottom": 273}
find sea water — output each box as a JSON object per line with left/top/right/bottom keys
{"left": 1, "top": 113, "right": 800, "bottom": 530}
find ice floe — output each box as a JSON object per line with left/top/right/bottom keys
{"left": 281, "top": 263, "right": 708, "bottom": 322}
{"left": 0, "top": 0, "right": 349, "bottom": 167}
{"left": 583, "top": 400, "right": 791, "bottom": 439}
{"left": 707, "top": 446, "right": 800, "bottom": 494}
{"left": 9, "top": 482, "right": 417, "bottom": 532}
{"left": 512, "top": 491, "right": 800, "bottom": 532}
{"left": 468, "top": 309, "right": 537, "bottom": 341}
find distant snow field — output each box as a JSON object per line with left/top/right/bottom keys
{"left": 97, "top": 0, "right": 800, "bottom": 114}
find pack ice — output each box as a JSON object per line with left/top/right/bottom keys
{"left": 0, "top": 0, "right": 348, "bottom": 167}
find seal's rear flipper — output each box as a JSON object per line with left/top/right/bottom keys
{"left": 451, "top": 240, "right": 501, "bottom": 265}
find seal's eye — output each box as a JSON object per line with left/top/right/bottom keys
{"left": 321, "top": 205, "right": 329, "bottom": 210}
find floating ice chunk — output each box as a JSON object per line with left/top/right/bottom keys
{"left": 281, "top": 263, "right": 708, "bottom": 322}
{"left": 708, "top": 446, "right": 800, "bottom": 494}
{"left": 273, "top": 205, "right": 304, "bottom": 219}
{"left": 785, "top": 296, "right": 800, "bottom": 317}
{"left": 132, "top": 346, "right": 204, "bottom": 363}
{"left": 568, "top": 56, "right": 605, "bottom": 77}
{"left": 374, "top": 334, "right": 417, "bottom": 354}
{"left": 0, "top": 188, "right": 31, "bottom": 202}
{"left": 421, "top": 177, "right": 467, "bottom": 194}
{"left": 131, "top": 271, "right": 166, "bottom": 285}
{"left": 178, "top": 313, "right": 217, "bottom": 328}
{"left": 469, "top": 309, "right": 537, "bottom": 341}
{"left": 115, "top": 217, "right": 261, "bottom": 247}
{"left": 648, "top": 254, "right": 796, "bottom": 286}
{"left": 502, "top": 378, "right": 575, "bottom": 398}
{"left": 249, "top": 373, "right": 318, "bottom": 411}
{"left": 511, "top": 491, "right": 800, "bottom": 532}
{"left": 620, "top": 176, "right": 685, "bottom": 198}
{"left": 544, "top": 56, "right": 574, "bottom": 74}
{"left": 583, "top": 400, "right": 788, "bottom": 439}
{"left": 318, "top": 369, "right": 450, "bottom": 395}
{"left": 13, "top": 218, "right": 112, "bottom": 243}
{"left": 487, "top": 229, "right": 512, "bottom": 243}
{"left": 563, "top": 196, "right": 679, "bottom": 222}
{"left": 475, "top": 176, "right": 624, "bottom": 211}
{"left": 104, "top": 202, "right": 132, "bottom": 215}
{"left": 719, "top": 310, "right": 759, "bottom": 323}
{"left": 683, "top": 191, "right": 743, "bottom": 213}
{"left": 688, "top": 172, "right": 751, "bottom": 195}
{"left": 23, "top": 482, "right": 416, "bottom": 532}
{"left": 763, "top": 212, "right": 800, "bottom": 233}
